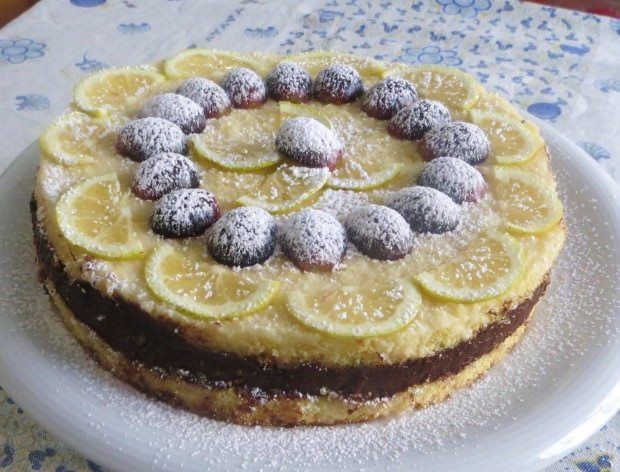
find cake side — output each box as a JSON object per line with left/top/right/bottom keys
{"left": 33, "top": 199, "right": 548, "bottom": 401}
{"left": 43, "top": 273, "right": 537, "bottom": 426}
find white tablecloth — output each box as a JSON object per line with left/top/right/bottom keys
{"left": 0, "top": 0, "right": 619, "bottom": 470}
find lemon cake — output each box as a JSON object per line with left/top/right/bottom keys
{"left": 31, "top": 49, "right": 565, "bottom": 426}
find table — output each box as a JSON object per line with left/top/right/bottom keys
{"left": 0, "top": 0, "right": 619, "bottom": 470}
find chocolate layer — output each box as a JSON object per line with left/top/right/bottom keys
{"left": 31, "top": 197, "right": 547, "bottom": 400}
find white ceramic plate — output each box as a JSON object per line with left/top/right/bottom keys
{"left": 0, "top": 122, "right": 619, "bottom": 472}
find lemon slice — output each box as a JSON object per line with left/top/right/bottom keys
{"left": 74, "top": 66, "right": 164, "bottom": 116}
{"left": 415, "top": 231, "right": 522, "bottom": 303}
{"left": 56, "top": 173, "right": 144, "bottom": 258}
{"left": 278, "top": 101, "right": 333, "bottom": 129}
{"left": 391, "top": 65, "right": 481, "bottom": 111}
{"left": 146, "top": 245, "right": 279, "bottom": 320}
{"left": 470, "top": 110, "right": 543, "bottom": 165}
{"left": 287, "top": 50, "right": 385, "bottom": 84}
{"left": 237, "top": 165, "right": 329, "bottom": 214}
{"left": 473, "top": 92, "right": 520, "bottom": 119}
{"left": 163, "top": 49, "right": 272, "bottom": 81}
{"left": 39, "top": 112, "right": 101, "bottom": 165}
{"left": 328, "top": 162, "right": 403, "bottom": 190}
{"left": 287, "top": 278, "right": 421, "bottom": 338}
{"left": 491, "top": 167, "right": 563, "bottom": 234}
{"left": 191, "top": 136, "right": 281, "bottom": 171}
{"left": 192, "top": 101, "right": 282, "bottom": 171}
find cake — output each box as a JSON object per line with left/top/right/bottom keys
{"left": 31, "top": 49, "right": 565, "bottom": 426}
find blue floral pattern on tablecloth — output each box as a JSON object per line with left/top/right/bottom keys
{"left": 14, "top": 94, "right": 49, "bottom": 111}
{"left": 579, "top": 141, "right": 611, "bottom": 161}
{"left": 74, "top": 53, "right": 107, "bottom": 72}
{"left": 398, "top": 45, "right": 463, "bottom": 65}
{"left": 116, "top": 22, "right": 150, "bottom": 34}
{"left": 0, "top": 0, "right": 619, "bottom": 470}
{"left": 70, "top": 0, "right": 106, "bottom": 7}
{"left": 436, "top": 0, "right": 491, "bottom": 18}
{"left": 0, "top": 39, "right": 45, "bottom": 64}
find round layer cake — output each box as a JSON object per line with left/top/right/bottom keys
{"left": 31, "top": 49, "right": 565, "bottom": 426}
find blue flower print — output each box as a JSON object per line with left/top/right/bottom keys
{"left": 75, "top": 52, "right": 107, "bottom": 72}
{"left": 244, "top": 27, "right": 278, "bottom": 38}
{"left": 527, "top": 101, "right": 562, "bottom": 120}
{"left": 317, "top": 9, "right": 344, "bottom": 23}
{"left": 611, "top": 19, "right": 620, "bottom": 36}
{"left": 575, "top": 453, "right": 613, "bottom": 472}
{"left": 0, "top": 39, "right": 46, "bottom": 64}
{"left": 594, "top": 79, "right": 620, "bottom": 93}
{"left": 15, "top": 94, "right": 50, "bottom": 111}
{"left": 0, "top": 443, "right": 14, "bottom": 468}
{"left": 579, "top": 141, "right": 611, "bottom": 161}
{"left": 117, "top": 22, "right": 150, "bottom": 34}
{"left": 559, "top": 43, "right": 589, "bottom": 56}
{"left": 398, "top": 45, "right": 462, "bottom": 66}
{"left": 28, "top": 448, "right": 55, "bottom": 470}
{"left": 436, "top": 0, "right": 491, "bottom": 18}
{"left": 70, "top": 0, "right": 106, "bottom": 6}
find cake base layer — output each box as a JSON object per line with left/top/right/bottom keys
{"left": 45, "top": 278, "right": 534, "bottom": 426}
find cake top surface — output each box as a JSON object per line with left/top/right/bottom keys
{"left": 34, "top": 49, "right": 564, "bottom": 366}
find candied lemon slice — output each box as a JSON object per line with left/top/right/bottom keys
{"left": 237, "top": 165, "right": 329, "bottom": 214}
{"left": 415, "top": 231, "right": 522, "bottom": 302}
{"left": 191, "top": 137, "right": 281, "bottom": 171}
{"left": 287, "top": 278, "right": 421, "bottom": 338}
{"left": 287, "top": 50, "right": 385, "bottom": 84}
{"left": 40, "top": 112, "right": 101, "bottom": 165}
{"left": 470, "top": 110, "right": 543, "bottom": 165}
{"left": 391, "top": 65, "right": 481, "bottom": 111}
{"left": 278, "top": 101, "right": 333, "bottom": 129}
{"left": 146, "top": 245, "right": 279, "bottom": 320}
{"left": 56, "top": 173, "right": 144, "bottom": 258}
{"left": 192, "top": 101, "right": 282, "bottom": 171}
{"left": 328, "top": 162, "right": 403, "bottom": 190}
{"left": 473, "top": 92, "right": 521, "bottom": 119}
{"left": 163, "top": 49, "right": 273, "bottom": 81}
{"left": 74, "top": 66, "right": 164, "bottom": 116}
{"left": 491, "top": 166, "right": 563, "bottom": 234}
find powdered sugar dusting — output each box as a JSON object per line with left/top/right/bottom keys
{"left": 276, "top": 117, "right": 343, "bottom": 168}
{"left": 345, "top": 204, "right": 413, "bottom": 260}
{"left": 38, "top": 163, "right": 77, "bottom": 200}
{"left": 151, "top": 188, "right": 219, "bottom": 238}
{"left": 131, "top": 152, "right": 199, "bottom": 201}
{"left": 361, "top": 77, "right": 418, "bottom": 120}
{"left": 418, "top": 156, "right": 487, "bottom": 204}
{"left": 117, "top": 117, "right": 186, "bottom": 162}
{"left": 220, "top": 68, "right": 266, "bottom": 108}
{"left": 279, "top": 209, "right": 346, "bottom": 270}
{"left": 313, "top": 188, "right": 371, "bottom": 220}
{"left": 313, "top": 63, "right": 363, "bottom": 104}
{"left": 139, "top": 93, "right": 206, "bottom": 135}
{"left": 421, "top": 121, "right": 490, "bottom": 165}
{"left": 176, "top": 78, "right": 231, "bottom": 119}
{"left": 81, "top": 259, "right": 122, "bottom": 297}
{"left": 388, "top": 99, "right": 451, "bottom": 141}
{"left": 386, "top": 186, "right": 461, "bottom": 234}
{"left": 266, "top": 62, "right": 312, "bottom": 102}
{"left": 207, "top": 206, "right": 276, "bottom": 267}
